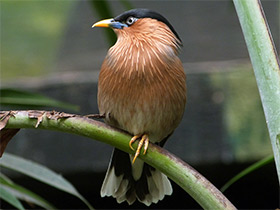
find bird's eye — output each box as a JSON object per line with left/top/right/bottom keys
{"left": 126, "top": 16, "right": 137, "bottom": 26}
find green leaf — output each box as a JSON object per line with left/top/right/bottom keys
{"left": 0, "top": 175, "right": 56, "bottom": 209}
{"left": 221, "top": 155, "right": 274, "bottom": 192}
{"left": 0, "top": 88, "right": 79, "bottom": 111}
{"left": 233, "top": 0, "right": 280, "bottom": 181}
{"left": 0, "top": 172, "right": 13, "bottom": 184}
{"left": 0, "top": 153, "right": 94, "bottom": 210}
{"left": 0, "top": 184, "right": 24, "bottom": 210}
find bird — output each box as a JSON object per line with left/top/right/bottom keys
{"left": 92, "top": 8, "right": 186, "bottom": 206}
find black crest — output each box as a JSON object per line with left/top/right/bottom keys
{"left": 114, "top": 8, "right": 181, "bottom": 42}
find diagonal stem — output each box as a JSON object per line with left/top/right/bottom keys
{"left": 1, "top": 110, "right": 236, "bottom": 209}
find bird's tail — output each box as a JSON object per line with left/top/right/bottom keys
{"left": 100, "top": 148, "right": 172, "bottom": 206}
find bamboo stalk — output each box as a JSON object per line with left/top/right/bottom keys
{"left": 233, "top": 0, "right": 280, "bottom": 183}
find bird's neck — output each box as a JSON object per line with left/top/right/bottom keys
{"left": 105, "top": 31, "right": 180, "bottom": 78}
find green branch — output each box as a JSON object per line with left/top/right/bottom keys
{"left": 1, "top": 110, "right": 236, "bottom": 209}
{"left": 233, "top": 0, "right": 280, "bottom": 182}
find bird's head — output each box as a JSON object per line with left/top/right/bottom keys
{"left": 92, "top": 8, "right": 182, "bottom": 47}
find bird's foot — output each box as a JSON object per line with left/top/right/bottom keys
{"left": 129, "top": 134, "right": 149, "bottom": 164}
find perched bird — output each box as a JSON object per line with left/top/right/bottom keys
{"left": 92, "top": 8, "right": 186, "bottom": 206}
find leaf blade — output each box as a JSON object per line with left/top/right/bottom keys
{"left": 0, "top": 175, "right": 56, "bottom": 209}
{"left": 221, "top": 155, "right": 274, "bottom": 192}
{"left": 233, "top": 0, "right": 280, "bottom": 182}
{"left": 0, "top": 153, "right": 94, "bottom": 210}
{"left": 0, "top": 184, "right": 25, "bottom": 210}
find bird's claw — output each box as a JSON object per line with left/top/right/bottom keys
{"left": 129, "top": 134, "right": 149, "bottom": 164}
{"left": 129, "top": 135, "right": 141, "bottom": 151}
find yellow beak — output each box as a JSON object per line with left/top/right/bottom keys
{"left": 92, "top": 18, "right": 113, "bottom": 28}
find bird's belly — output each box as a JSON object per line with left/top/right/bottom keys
{"left": 98, "top": 82, "right": 185, "bottom": 143}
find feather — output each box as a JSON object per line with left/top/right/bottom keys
{"left": 101, "top": 149, "right": 173, "bottom": 206}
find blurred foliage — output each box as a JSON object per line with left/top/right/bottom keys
{"left": 211, "top": 66, "right": 272, "bottom": 161}
{"left": 0, "top": 88, "right": 79, "bottom": 111}
{"left": 119, "top": 0, "right": 134, "bottom": 10}
{"left": 1, "top": 1, "right": 75, "bottom": 79}
{"left": 1, "top": 0, "right": 135, "bottom": 79}
{"left": 1, "top": 2, "right": 79, "bottom": 111}
{"left": 90, "top": 0, "right": 116, "bottom": 46}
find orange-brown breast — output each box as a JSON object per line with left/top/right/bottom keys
{"left": 98, "top": 18, "right": 186, "bottom": 143}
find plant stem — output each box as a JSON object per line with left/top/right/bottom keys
{"left": 2, "top": 110, "right": 236, "bottom": 210}
{"left": 221, "top": 155, "right": 274, "bottom": 192}
{"left": 233, "top": 0, "right": 280, "bottom": 183}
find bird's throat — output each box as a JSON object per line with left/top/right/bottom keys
{"left": 106, "top": 38, "right": 178, "bottom": 79}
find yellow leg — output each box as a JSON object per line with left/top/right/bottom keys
{"left": 129, "top": 134, "right": 149, "bottom": 164}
